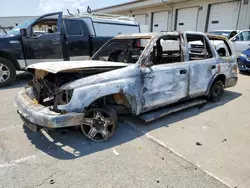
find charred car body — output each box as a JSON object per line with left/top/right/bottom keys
{"left": 15, "top": 32, "right": 238, "bottom": 142}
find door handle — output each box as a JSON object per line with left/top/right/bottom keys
{"left": 180, "top": 69, "right": 187, "bottom": 74}
{"left": 52, "top": 38, "right": 60, "bottom": 43}
{"left": 212, "top": 65, "right": 216, "bottom": 69}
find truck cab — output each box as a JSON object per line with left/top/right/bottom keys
{"left": 0, "top": 12, "right": 140, "bottom": 87}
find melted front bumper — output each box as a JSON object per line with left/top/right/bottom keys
{"left": 15, "top": 90, "right": 84, "bottom": 129}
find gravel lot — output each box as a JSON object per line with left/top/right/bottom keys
{"left": 0, "top": 72, "right": 249, "bottom": 188}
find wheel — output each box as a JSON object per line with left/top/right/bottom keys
{"left": 81, "top": 108, "right": 118, "bottom": 142}
{"left": 209, "top": 80, "right": 224, "bottom": 102}
{"left": 0, "top": 57, "right": 16, "bottom": 87}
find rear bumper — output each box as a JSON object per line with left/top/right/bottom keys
{"left": 15, "top": 90, "right": 84, "bottom": 129}
{"left": 225, "top": 77, "right": 238, "bottom": 88}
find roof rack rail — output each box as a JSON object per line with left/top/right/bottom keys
{"left": 76, "top": 12, "right": 136, "bottom": 22}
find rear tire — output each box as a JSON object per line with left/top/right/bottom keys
{"left": 0, "top": 57, "right": 16, "bottom": 87}
{"left": 208, "top": 80, "right": 224, "bottom": 102}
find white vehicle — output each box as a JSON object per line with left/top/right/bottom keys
{"left": 209, "top": 30, "right": 250, "bottom": 57}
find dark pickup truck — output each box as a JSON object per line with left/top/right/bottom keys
{"left": 0, "top": 12, "right": 140, "bottom": 87}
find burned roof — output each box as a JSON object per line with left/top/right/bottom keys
{"left": 114, "top": 32, "right": 179, "bottom": 39}
{"left": 114, "top": 31, "right": 212, "bottom": 39}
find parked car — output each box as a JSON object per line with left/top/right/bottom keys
{"left": 0, "top": 12, "right": 140, "bottom": 87}
{"left": 208, "top": 30, "right": 239, "bottom": 39}
{"left": 238, "top": 48, "right": 250, "bottom": 72}
{"left": 209, "top": 30, "right": 250, "bottom": 57}
{"left": 15, "top": 32, "right": 238, "bottom": 142}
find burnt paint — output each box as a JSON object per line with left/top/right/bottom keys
{"left": 15, "top": 32, "right": 238, "bottom": 128}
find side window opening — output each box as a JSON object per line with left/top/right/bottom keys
{"left": 208, "top": 37, "right": 232, "bottom": 57}
{"left": 151, "top": 35, "right": 183, "bottom": 65}
{"left": 32, "top": 16, "right": 58, "bottom": 36}
{"left": 236, "top": 31, "right": 250, "bottom": 41}
{"left": 187, "top": 34, "right": 213, "bottom": 61}
{"left": 92, "top": 38, "right": 149, "bottom": 64}
{"left": 64, "top": 19, "right": 82, "bottom": 36}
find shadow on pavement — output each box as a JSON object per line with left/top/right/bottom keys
{"left": 23, "top": 121, "right": 143, "bottom": 160}
{"left": 22, "top": 90, "right": 241, "bottom": 160}
{"left": 0, "top": 72, "right": 32, "bottom": 90}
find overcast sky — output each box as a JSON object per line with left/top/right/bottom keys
{"left": 0, "top": 0, "right": 129, "bottom": 17}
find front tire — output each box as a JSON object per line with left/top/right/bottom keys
{"left": 80, "top": 107, "right": 118, "bottom": 142}
{"left": 0, "top": 57, "right": 16, "bottom": 87}
{"left": 209, "top": 80, "right": 224, "bottom": 102}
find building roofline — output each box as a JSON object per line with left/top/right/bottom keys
{"left": 0, "top": 16, "right": 38, "bottom": 19}
{"left": 93, "top": 0, "right": 147, "bottom": 12}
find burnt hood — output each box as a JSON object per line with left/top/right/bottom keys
{"left": 26, "top": 60, "right": 131, "bottom": 74}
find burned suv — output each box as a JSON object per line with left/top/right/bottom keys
{"left": 15, "top": 32, "right": 238, "bottom": 142}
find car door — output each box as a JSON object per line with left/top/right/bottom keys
{"left": 141, "top": 36, "right": 189, "bottom": 113}
{"left": 21, "top": 12, "right": 63, "bottom": 65}
{"left": 231, "top": 31, "right": 250, "bottom": 56}
{"left": 187, "top": 34, "right": 218, "bottom": 97}
{"left": 63, "top": 19, "right": 90, "bottom": 60}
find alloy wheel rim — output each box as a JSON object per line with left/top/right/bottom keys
{"left": 0, "top": 63, "right": 10, "bottom": 83}
{"left": 81, "top": 109, "right": 115, "bottom": 142}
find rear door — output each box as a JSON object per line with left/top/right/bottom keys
{"left": 63, "top": 19, "right": 90, "bottom": 60}
{"left": 187, "top": 34, "right": 217, "bottom": 97}
{"left": 22, "top": 12, "right": 63, "bottom": 65}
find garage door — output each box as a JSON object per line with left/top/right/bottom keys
{"left": 134, "top": 14, "right": 148, "bottom": 32}
{"left": 152, "top": 11, "right": 169, "bottom": 32}
{"left": 207, "top": 1, "right": 240, "bottom": 31}
{"left": 176, "top": 7, "right": 199, "bottom": 31}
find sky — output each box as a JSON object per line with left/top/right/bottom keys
{"left": 0, "top": 0, "right": 130, "bottom": 17}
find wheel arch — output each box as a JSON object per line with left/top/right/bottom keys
{"left": 205, "top": 74, "right": 226, "bottom": 96}
{"left": 0, "top": 51, "right": 20, "bottom": 70}
{"left": 86, "top": 92, "right": 138, "bottom": 115}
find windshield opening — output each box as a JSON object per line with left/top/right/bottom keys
{"left": 92, "top": 38, "right": 151, "bottom": 64}
{"left": 7, "top": 19, "right": 36, "bottom": 35}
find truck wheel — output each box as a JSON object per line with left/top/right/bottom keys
{"left": 0, "top": 57, "right": 16, "bottom": 87}
{"left": 209, "top": 80, "right": 224, "bottom": 102}
{"left": 81, "top": 107, "right": 118, "bottom": 142}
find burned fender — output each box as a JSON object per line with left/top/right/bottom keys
{"left": 57, "top": 65, "right": 142, "bottom": 114}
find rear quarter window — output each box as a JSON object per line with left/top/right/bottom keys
{"left": 208, "top": 37, "right": 233, "bottom": 57}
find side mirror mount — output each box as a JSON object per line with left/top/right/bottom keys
{"left": 20, "top": 28, "right": 28, "bottom": 37}
{"left": 231, "top": 36, "right": 238, "bottom": 42}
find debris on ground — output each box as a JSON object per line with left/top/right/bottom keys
{"left": 113, "top": 149, "right": 119, "bottom": 156}
{"left": 196, "top": 142, "right": 202, "bottom": 146}
{"left": 222, "top": 139, "right": 227, "bottom": 142}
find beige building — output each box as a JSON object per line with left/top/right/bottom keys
{"left": 95, "top": 0, "right": 250, "bottom": 32}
